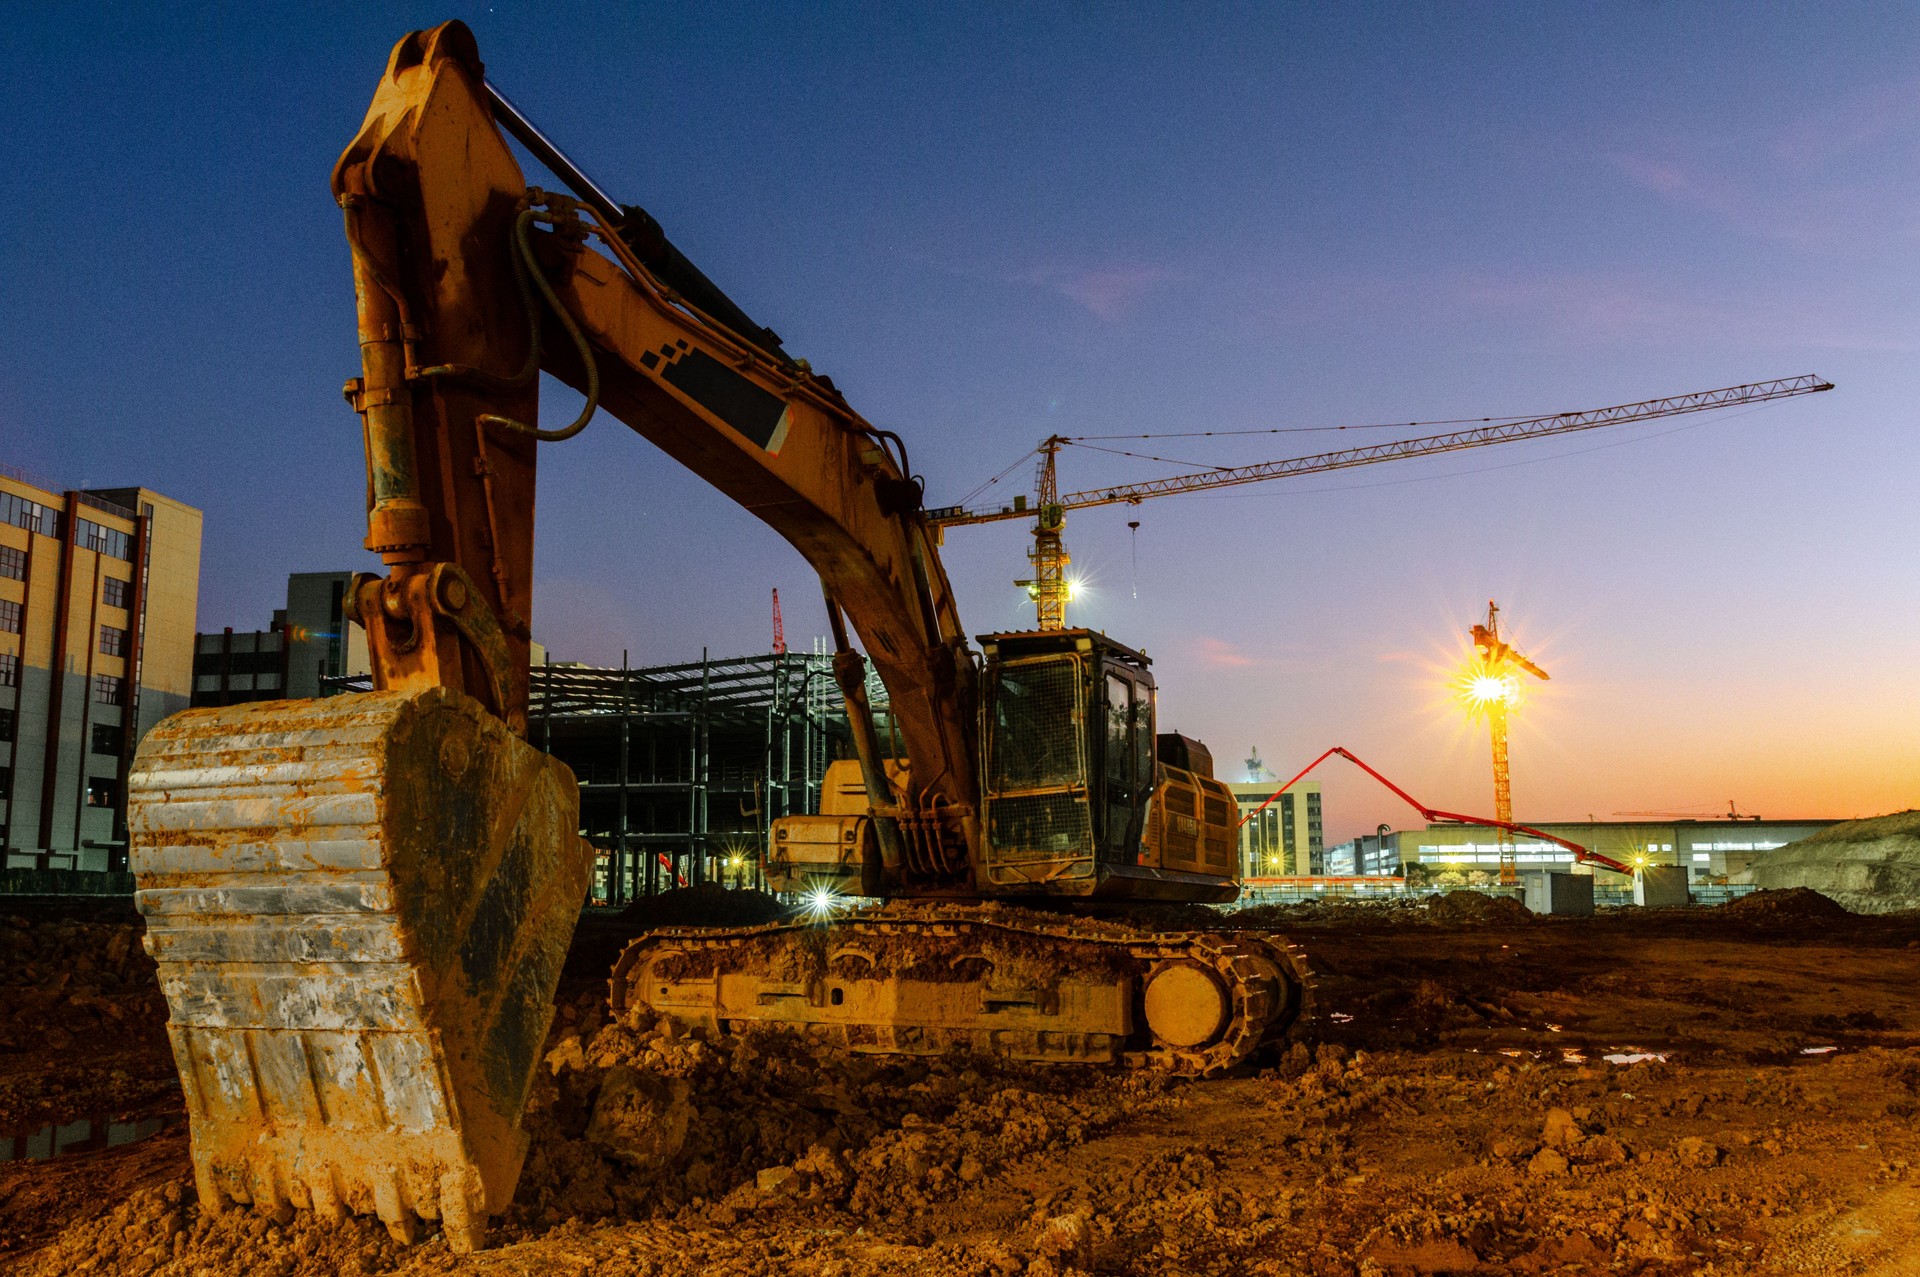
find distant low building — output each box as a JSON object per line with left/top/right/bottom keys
{"left": 193, "top": 571, "right": 371, "bottom": 707}
{"left": 1386, "top": 817, "right": 1842, "bottom": 882}
{"left": 1, "top": 465, "right": 202, "bottom": 871}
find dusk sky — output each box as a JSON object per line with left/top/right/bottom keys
{"left": 5, "top": 4, "right": 1915, "bottom": 841}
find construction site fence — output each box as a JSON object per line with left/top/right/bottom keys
{"left": 0, "top": 868, "right": 138, "bottom": 897}
{"left": 1230, "top": 878, "right": 1759, "bottom": 909}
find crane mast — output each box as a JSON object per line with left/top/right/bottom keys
{"left": 1466, "top": 600, "right": 1549, "bottom": 886}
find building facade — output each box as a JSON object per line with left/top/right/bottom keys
{"left": 1230, "top": 780, "right": 1323, "bottom": 876}
{"left": 1391, "top": 818, "right": 1841, "bottom": 883}
{"left": 1324, "top": 829, "right": 1402, "bottom": 876}
{"left": 193, "top": 571, "right": 372, "bottom": 708}
{"left": 1, "top": 466, "right": 201, "bottom": 870}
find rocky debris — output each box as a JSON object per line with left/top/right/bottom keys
{"left": 1746, "top": 810, "right": 1920, "bottom": 914}
{"left": 510, "top": 992, "right": 1173, "bottom": 1233}
{"left": 1540, "top": 1106, "right": 1582, "bottom": 1150}
{"left": 1675, "top": 1135, "right": 1723, "bottom": 1168}
{"left": 0, "top": 910, "right": 172, "bottom": 1128}
{"left": 17, "top": 1179, "right": 409, "bottom": 1277}
{"left": 1527, "top": 1146, "right": 1569, "bottom": 1177}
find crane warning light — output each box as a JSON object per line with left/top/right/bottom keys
{"left": 1465, "top": 673, "right": 1515, "bottom": 707}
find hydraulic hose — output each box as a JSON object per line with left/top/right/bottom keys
{"left": 477, "top": 208, "right": 600, "bottom": 442}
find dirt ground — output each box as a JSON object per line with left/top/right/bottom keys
{"left": 2, "top": 889, "right": 1917, "bottom": 1276}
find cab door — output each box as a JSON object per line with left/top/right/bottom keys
{"left": 1101, "top": 670, "right": 1153, "bottom": 859}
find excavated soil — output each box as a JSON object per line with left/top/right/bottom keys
{"left": 4, "top": 892, "right": 1918, "bottom": 1275}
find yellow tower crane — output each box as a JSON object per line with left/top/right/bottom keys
{"left": 1462, "top": 601, "right": 1550, "bottom": 886}
{"left": 927, "top": 375, "right": 1832, "bottom": 630}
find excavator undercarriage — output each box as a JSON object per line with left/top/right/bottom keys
{"left": 614, "top": 904, "right": 1310, "bottom": 1075}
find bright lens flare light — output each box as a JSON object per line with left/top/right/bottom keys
{"left": 1454, "top": 662, "right": 1520, "bottom": 716}
{"left": 803, "top": 887, "right": 845, "bottom": 920}
{"left": 1468, "top": 675, "right": 1514, "bottom": 705}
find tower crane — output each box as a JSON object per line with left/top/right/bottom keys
{"left": 927, "top": 376, "right": 1832, "bottom": 630}
{"left": 1462, "top": 600, "right": 1549, "bottom": 886}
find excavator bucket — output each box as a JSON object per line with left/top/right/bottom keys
{"left": 127, "top": 687, "right": 593, "bottom": 1251}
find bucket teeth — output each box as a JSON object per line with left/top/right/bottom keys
{"left": 130, "top": 688, "right": 593, "bottom": 1252}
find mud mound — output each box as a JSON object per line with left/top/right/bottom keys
{"left": 1227, "top": 896, "right": 1422, "bottom": 928}
{"left": 19, "top": 1180, "right": 408, "bottom": 1277}
{"left": 616, "top": 883, "right": 790, "bottom": 930}
{"left": 1714, "top": 886, "right": 1854, "bottom": 923}
{"left": 1747, "top": 811, "right": 1920, "bottom": 914}
{"left": 513, "top": 994, "right": 1170, "bottom": 1231}
{"left": 0, "top": 910, "right": 170, "bottom": 1121}
{"left": 1423, "top": 890, "right": 1532, "bottom": 925}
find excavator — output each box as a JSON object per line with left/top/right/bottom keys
{"left": 125, "top": 22, "right": 1305, "bottom": 1252}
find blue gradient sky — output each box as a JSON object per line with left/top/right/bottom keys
{"left": 4, "top": 4, "right": 1915, "bottom": 839}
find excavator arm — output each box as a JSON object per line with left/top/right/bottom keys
{"left": 335, "top": 20, "right": 981, "bottom": 887}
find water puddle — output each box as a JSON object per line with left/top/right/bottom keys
{"left": 0, "top": 1115, "right": 168, "bottom": 1162}
{"left": 1329, "top": 1012, "right": 1354, "bottom": 1024}
{"left": 1602, "top": 1050, "right": 1668, "bottom": 1065}
{"left": 1799, "top": 1045, "right": 1840, "bottom": 1055}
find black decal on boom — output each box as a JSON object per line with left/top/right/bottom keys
{"left": 660, "top": 349, "right": 786, "bottom": 449}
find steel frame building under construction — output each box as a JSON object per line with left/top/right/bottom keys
{"left": 335, "top": 643, "right": 885, "bottom": 903}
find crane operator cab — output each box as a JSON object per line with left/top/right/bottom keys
{"left": 977, "top": 630, "right": 1239, "bottom": 902}
{"left": 767, "top": 629, "right": 1241, "bottom": 901}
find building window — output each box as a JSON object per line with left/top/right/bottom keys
{"left": 0, "top": 599, "right": 19, "bottom": 634}
{"left": 92, "top": 673, "right": 125, "bottom": 706}
{"left": 91, "top": 723, "right": 124, "bottom": 755}
{"left": 0, "top": 707, "right": 12, "bottom": 742}
{"left": 86, "top": 777, "right": 116, "bottom": 808}
{"left": 103, "top": 576, "right": 129, "bottom": 609}
{"left": 0, "top": 545, "right": 23, "bottom": 581}
{"left": 75, "top": 519, "right": 132, "bottom": 560}
{"left": 99, "top": 625, "right": 127, "bottom": 657}
{"left": 0, "top": 491, "right": 60, "bottom": 538}
{"left": 0, "top": 652, "right": 15, "bottom": 688}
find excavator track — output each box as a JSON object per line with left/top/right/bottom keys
{"left": 610, "top": 903, "right": 1312, "bottom": 1076}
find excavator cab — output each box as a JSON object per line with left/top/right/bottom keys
{"left": 978, "top": 630, "right": 1238, "bottom": 902}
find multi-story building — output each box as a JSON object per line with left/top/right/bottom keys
{"left": 0, "top": 465, "right": 201, "bottom": 871}
{"left": 193, "top": 571, "right": 372, "bottom": 707}
{"left": 1230, "top": 780, "right": 1323, "bottom": 876}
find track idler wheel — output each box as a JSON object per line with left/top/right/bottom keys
{"left": 1133, "top": 934, "right": 1288, "bottom": 1076}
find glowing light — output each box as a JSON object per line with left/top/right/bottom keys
{"left": 1467, "top": 674, "right": 1514, "bottom": 705}
{"left": 1064, "top": 577, "right": 1083, "bottom": 601}
{"left": 803, "top": 887, "right": 845, "bottom": 920}
{"left": 726, "top": 856, "right": 744, "bottom": 870}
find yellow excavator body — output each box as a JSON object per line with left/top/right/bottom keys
{"left": 126, "top": 21, "right": 1306, "bottom": 1253}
